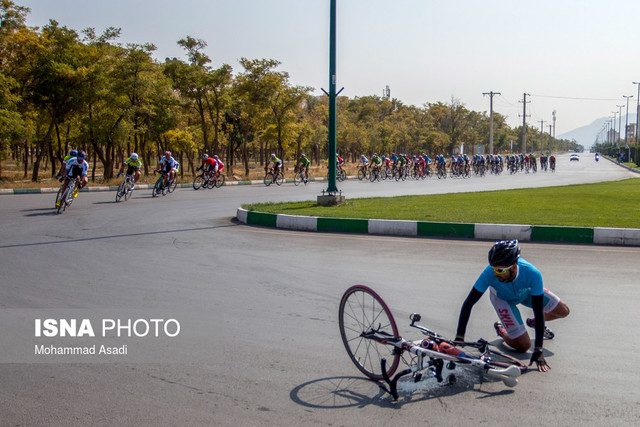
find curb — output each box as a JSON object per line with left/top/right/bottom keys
{"left": 0, "top": 177, "right": 331, "bottom": 195}
{"left": 236, "top": 208, "right": 640, "bottom": 247}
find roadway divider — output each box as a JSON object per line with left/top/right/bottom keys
{"left": 0, "top": 176, "right": 331, "bottom": 195}
{"left": 236, "top": 208, "right": 640, "bottom": 247}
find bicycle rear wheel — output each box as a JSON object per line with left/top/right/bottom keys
{"left": 275, "top": 173, "right": 284, "bottom": 186}
{"left": 339, "top": 285, "right": 401, "bottom": 381}
{"left": 124, "top": 180, "right": 133, "bottom": 201}
{"left": 215, "top": 174, "right": 225, "bottom": 188}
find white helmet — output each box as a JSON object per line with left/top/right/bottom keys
{"left": 203, "top": 154, "right": 209, "bottom": 160}
{"left": 130, "top": 153, "right": 138, "bottom": 160}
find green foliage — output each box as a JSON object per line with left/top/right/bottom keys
{"left": 0, "top": 0, "right": 580, "bottom": 181}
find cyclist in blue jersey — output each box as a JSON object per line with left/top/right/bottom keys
{"left": 454, "top": 240, "right": 570, "bottom": 372}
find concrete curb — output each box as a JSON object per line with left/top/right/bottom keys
{"left": 0, "top": 177, "right": 332, "bottom": 195}
{"left": 236, "top": 208, "right": 640, "bottom": 247}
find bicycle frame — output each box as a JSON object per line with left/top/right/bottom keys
{"left": 363, "top": 316, "right": 523, "bottom": 399}
{"left": 339, "top": 285, "right": 526, "bottom": 400}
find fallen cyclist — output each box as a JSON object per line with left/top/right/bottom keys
{"left": 453, "top": 240, "right": 570, "bottom": 372}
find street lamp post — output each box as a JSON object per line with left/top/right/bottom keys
{"left": 633, "top": 82, "right": 640, "bottom": 164}
{"left": 623, "top": 95, "right": 634, "bottom": 162}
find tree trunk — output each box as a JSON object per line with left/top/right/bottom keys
{"left": 243, "top": 132, "right": 249, "bottom": 176}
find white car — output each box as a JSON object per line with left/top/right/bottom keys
{"left": 570, "top": 154, "right": 579, "bottom": 162}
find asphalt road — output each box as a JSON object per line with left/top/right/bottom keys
{"left": 1, "top": 154, "right": 639, "bottom": 426}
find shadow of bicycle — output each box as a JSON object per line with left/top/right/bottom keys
{"left": 290, "top": 371, "right": 515, "bottom": 409}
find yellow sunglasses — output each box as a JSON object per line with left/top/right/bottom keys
{"left": 492, "top": 265, "right": 513, "bottom": 274}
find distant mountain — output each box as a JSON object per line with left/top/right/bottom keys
{"left": 558, "top": 115, "right": 635, "bottom": 148}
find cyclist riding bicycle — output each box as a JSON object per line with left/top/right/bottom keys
{"left": 454, "top": 240, "right": 570, "bottom": 372}
{"left": 336, "top": 153, "right": 344, "bottom": 168}
{"left": 296, "top": 153, "right": 311, "bottom": 179}
{"left": 212, "top": 155, "right": 224, "bottom": 177}
{"left": 197, "top": 154, "right": 217, "bottom": 178}
{"left": 56, "top": 149, "right": 78, "bottom": 181}
{"left": 59, "top": 150, "right": 88, "bottom": 203}
{"left": 267, "top": 153, "right": 282, "bottom": 176}
{"left": 370, "top": 153, "right": 382, "bottom": 171}
{"left": 358, "top": 154, "right": 369, "bottom": 170}
{"left": 118, "top": 152, "right": 142, "bottom": 188}
{"left": 158, "top": 151, "right": 178, "bottom": 181}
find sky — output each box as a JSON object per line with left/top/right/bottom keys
{"left": 14, "top": 0, "right": 640, "bottom": 141}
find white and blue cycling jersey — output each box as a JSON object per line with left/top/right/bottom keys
{"left": 473, "top": 258, "right": 543, "bottom": 303}
{"left": 65, "top": 157, "right": 88, "bottom": 178}
{"left": 160, "top": 155, "right": 178, "bottom": 171}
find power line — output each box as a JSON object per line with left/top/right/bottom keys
{"left": 530, "top": 94, "right": 622, "bottom": 101}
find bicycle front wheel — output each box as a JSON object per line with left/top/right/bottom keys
{"left": 115, "top": 181, "right": 125, "bottom": 202}
{"left": 339, "top": 285, "right": 401, "bottom": 381}
{"left": 153, "top": 177, "right": 163, "bottom": 197}
{"left": 294, "top": 172, "right": 302, "bottom": 186}
{"left": 193, "top": 175, "right": 204, "bottom": 190}
{"left": 124, "top": 180, "right": 133, "bottom": 201}
{"left": 264, "top": 173, "right": 273, "bottom": 186}
{"left": 57, "top": 186, "right": 70, "bottom": 214}
{"left": 167, "top": 178, "right": 178, "bottom": 193}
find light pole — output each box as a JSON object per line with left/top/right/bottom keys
{"left": 617, "top": 104, "right": 624, "bottom": 146}
{"left": 633, "top": 81, "right": 640, "bottom": 164}
{"left": 623, "top": 95, "right": 634, "bottom": 162}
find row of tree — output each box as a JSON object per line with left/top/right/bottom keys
{"left": 0, "top": 1, "right": 581, "bottom": 182}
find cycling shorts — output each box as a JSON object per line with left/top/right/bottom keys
{"left": 126, "top": 165, "right": 139, "bottom": 175}
{"left": 489, "top": 287, "right": 560, "bottom": 339}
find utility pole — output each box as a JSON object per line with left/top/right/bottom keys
{"left": 519, "top": 93, "right": 530, "bottom": 153}
{"left": 633, "top": 82, "right": 640, "bottom": 164}
{"left": 617, "top": 104, "right": 624, "bottom": 145}
{"left": 318, "top": 0, "right": 344, "bottom": 205}
{"left": 547, "top": 124, "right": 553, "bottom": 153}
{"left": 623, "top": 95, "right": 633, "bottom": 162}
{"left": 552, "top": 110, "right": 556, "bottom": 142}
{"left": 538, "top": 120, "right": 545, "bottom": 153}
{"left": 483, "top": 91, "right": 501, "bottom": 154}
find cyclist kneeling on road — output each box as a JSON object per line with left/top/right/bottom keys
{"left": 118, "top": 152, "right": 142, "bottom": 188}
{"left": 454, "top": 240, "right": 570, "bottom": 372}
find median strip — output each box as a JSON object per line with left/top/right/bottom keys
{"left": 236, "top": 208, "right": 640, "bottom": 247}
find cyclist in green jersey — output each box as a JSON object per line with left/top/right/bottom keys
{"left": 296, "top": 154, "right": 311, "bottom": 181}
{"left": 117, "top": 153, "right": 142, "bottom": 188}
{"left": 267, "top": 153, "right": 283, "bottom": 176}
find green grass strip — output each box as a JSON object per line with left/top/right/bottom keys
{"left": 242, "top": 178, "right": 640, "bottom": 229}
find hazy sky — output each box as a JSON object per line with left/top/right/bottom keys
{"left": 16, "top": 0, "right": 640, "bottom": 138}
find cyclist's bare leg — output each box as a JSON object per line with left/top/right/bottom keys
{"left": 499, "top": 329, "right": 531, "bottom": 353}
{"left": 543, "top": 300, "right": 570, "bottom": 321}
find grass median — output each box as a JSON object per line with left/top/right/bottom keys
{"left": 243, "top": 178, "right": 640, "bottom": 228}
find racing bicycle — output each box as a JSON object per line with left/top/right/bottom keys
{"left": 339, "top": 285, "right": 527, "bottom": 400}
{"left": 264, "top": 167, "right": 284, "bottom": 186}
{"left": 55, "top": 177, "right": 80, "bottom": 214}
{"left": 115, "top": 172, "right": 135, "bottom": 202}
{"left": 294, "top": 165, "right": 308, "bottom": 186}
{"left": 153, "top": 170, "right": 177, "bottom": 197}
